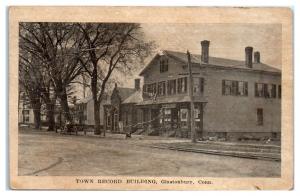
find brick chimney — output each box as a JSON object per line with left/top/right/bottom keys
{"left": 134, "top": 78, "right": 140, "bottom": 90}
{"left": 201, "top": 40, "right": 210, "bottom": 64}
{"left": 245, "top": 46, "right": 253, "bottom": 68}
{"left": 254, "top": 51, "right": 260, "bottom": 63}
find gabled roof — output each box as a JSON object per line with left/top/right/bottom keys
{"left": 116, "top": 87, "right": 136, "bottom": 101}
{"left": 78, "top": 93, "right": 110, "bottom": 104}
{"left": 139, "top": 50, "right": 281, "bottom": 76}
{"left": 122, "top": 90, "right": 143, "bottom": 104}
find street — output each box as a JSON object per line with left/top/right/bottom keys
{"left": 18, "top": 129, "right": 280, "bottom": 177}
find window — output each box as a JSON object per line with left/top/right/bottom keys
{"left": 278, "top": 85, "right": 281, "bottom": 99}
{"left": 271, "top": 84, "right": 277, "bottom": 98}
{"left": 255, "top": 83, "right": 277, "bottom": 98}
{"left": 272, "top": 132, "right": 278, "bottom": 139}
{"left": 23, "top": 110, "right": 29, "bottom": 115}
{"left": 257, "top": 108, "right": 263, "bottom": 126}
{"left": 193, "top": 78, "right": 205, "bottom": 95}
{"left": 180, "top": 109, "right": 188, "bottom": 128}
{"left": 160, "top": 58, "right": 168, "bottom": 73}
{"left": 157, "top": 81, "right": 166, "bottom": 96}
{"left": 143, "top": 83, "right": 157, "bottom": 96}
{"left": 107, "top": 115, "right": 111, "bottom": 127}
{"left": 255, "top": 83, "right": 264, "bottom": 97}
{"left": 167, "top": 79, "right": 176, "bottom": 95}
{"left": 238, "top": 81, "right": 248, "bottom": 96}
{"left": 177, "top": 77, "right": 187, "bottom": 94}
{"left": 180, "top": 109, "right": 188, "bottom": 122}
{"left": 222, "top": 80, "right": 248, "bottom": 96}
{"left": 164, "top": 109, "right": 171, "bottom": 122}
{"left": 23, "top": 110, "right": 30, "bottom": 123}
{"left": 194, "top": 108, "right": 200, "bottom": 122}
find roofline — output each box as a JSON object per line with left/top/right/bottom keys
{"left": 139, "top": 50, "right": 281, "bottom": 76}
{"left": 197, "top": 63, "right": 282, "bottom": 76}
{"left": 139, "top": 53, "right": 161, "bottom": 76}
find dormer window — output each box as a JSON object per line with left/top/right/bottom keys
{"left": 160, "top": 58, "right": 168, "bottom": 73}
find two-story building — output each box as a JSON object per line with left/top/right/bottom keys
{"left": 137, "top": 40, "right": 281, "bottom": 140}
{"left": 76, "top": 94, "right": 110, "bottom": 128}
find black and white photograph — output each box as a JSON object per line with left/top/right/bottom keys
{"left": 8, "top": 6, "right": 293, "bottom": 190}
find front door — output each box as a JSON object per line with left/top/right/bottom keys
{"left": 194, "top": 103, "right": 204, "bottom": 138}
{"left": 151, "top": 109, "right": 160, "bottom": 128}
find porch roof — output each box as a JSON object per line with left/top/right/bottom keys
{"left": 136, "top": 95, "right": 207, "bottom": 106}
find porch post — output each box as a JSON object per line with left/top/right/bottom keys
{"left": 199, "top": 103, "right": 204, "bottom": 138}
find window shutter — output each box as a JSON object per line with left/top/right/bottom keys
{"left": 174, "top": 80, "right": 177, "bottom": 94}
{"left": 263, "top": 84, "right": 268, "bottom": 98}
{"left": 272, "top": 84, "right": 276, "bottom": 98}
{"left": 244, "top": 82, "right": 248, "bottom": 96}
{"left": 255, "top": 83, "right": 258, "bottom": 97}
{"left": 184, "top": 77, "right": 187, "bottom": 93}
{"left": 200, "top": 78, "right": 204, "bottom": 93}
{"left": 166, "top": 59, "right": 169, "bottom": 72}
{"left": 222, "top": 80, "right": 225, "bottom": 95}
{"left": 235, "top": 81, "right": 239, "bottom": 95}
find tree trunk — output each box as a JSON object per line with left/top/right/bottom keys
{"left": 57, "top": 85, "right": 72, "bottom": 124}
{"left": 32, "top": 105, "right": 41, "bottom": 129}
{"left": 46, "top": 102, "right": 56, "bottom": 131}
{"left": 30, "top": 97, "right": 41, "bottom": 129}
{"left": 94, "top": 100, "right": 101, "bottom": 135}
{"left": 60, "top": 90, "right": 72, "bottom": 122}
{"left": 91, "top": 67, "right": 101, "bottom": 135}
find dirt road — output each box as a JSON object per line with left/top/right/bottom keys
{"left": 18, "top": 130, "right": 280, "bottom": 177}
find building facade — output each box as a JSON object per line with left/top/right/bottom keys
{"left": 103, "top": 81, "right": 142, "bottom": 133}
{"left": 76, "top": 94, "right": 110, "bottom": 128}
{"left": 136, "top": 40, "right": 281, "bottom": 140}
{"left": 18, "top": 91, "right": 35, "bottom": 125}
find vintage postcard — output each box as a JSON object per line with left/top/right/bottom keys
{"left": 9, "top": 7, "right": 293, "bottom": 190}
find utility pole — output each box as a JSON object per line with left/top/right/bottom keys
{"left": 187, "top": 50, "right": 197, "bottom": 143}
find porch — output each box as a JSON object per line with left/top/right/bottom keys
{"left": 136, "top": 101, "right": 205, "bottom": 138}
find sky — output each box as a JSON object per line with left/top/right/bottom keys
{"left": 80, "top": 23, "right": 282, "bottom": 92}
{"left": 118, "top": 23, "right": 282, "bottom": 88}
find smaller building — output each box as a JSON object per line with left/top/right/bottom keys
{"left": 104, "top": 80, "right": 142, "bottom": 133}
{"left": 76, "top": 94, "right": 110, "bottom": 128}
{"left": 18, "top": 91, "right": 35, "bottom": 125}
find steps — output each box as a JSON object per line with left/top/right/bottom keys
{"left": 132, "top": 128, "right": 146, "bottom": 135}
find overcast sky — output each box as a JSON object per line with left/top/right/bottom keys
{"left": 85, "top": 23, "right": 282, "bottom": 93}
{"left": 118, "top": 23, "right": 282, "bottom": 88}
{"left": 142, "top": 23, "right": 281, "bottom": 66}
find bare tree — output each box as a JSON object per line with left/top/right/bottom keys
{"left": 19, "top": 36, "right": 57, "bottom": 130}
{"left": 19, "top": 22, "right": 85, "bottom": 126}
{"left": 77, "top": 23, "right": 154, "bottom": 135}
{"left": 19, "top": 52, "right": 42, "bottom": 129}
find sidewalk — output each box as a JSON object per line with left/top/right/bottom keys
{"left": 149, "top": 141, "right": 281, "bottom": 161}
